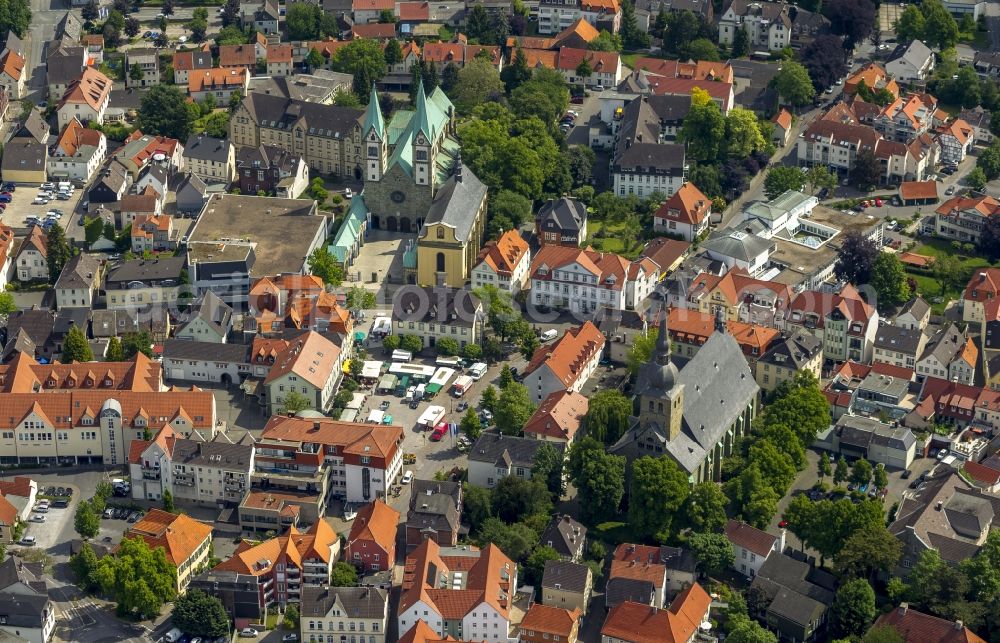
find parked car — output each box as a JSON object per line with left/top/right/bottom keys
{"left": 456, "top": 401, "right": 468, "bottom": 412}
{"left": 239, "top": 629, "right": 259, "bottom": 638}
{"left": 30, "top": 514, "right": 45, "bottom": 522}
{"left": 946, "top": 185, "right": 956, "bottom": 195}
{"left": 19, "top": 536, "right": 36, "bottom": 546}
{"left": 401, "top": 470, "right": 414, "bottom": 484}
{"left": 901, "top": 469, "right": 912, "bottom": 479}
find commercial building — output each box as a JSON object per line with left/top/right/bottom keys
{"left": 301, "top": 586, "right": 390, "bottom": 643}
{"left": 529, "top": 246, "right": 659, "bottom": 314}
{"left": 391, "top": 286, "right": 484, "bottom": 351}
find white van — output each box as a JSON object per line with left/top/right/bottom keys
{"left": 392, "top": 349, "right": 413, "bottom": 362}
{"left": 165, "top": 628, "right": 184, "bottom": 642}
{"left": 540, "top": 329, "right": 559, "bottom": 342}
{"left": 468, "top": 363, "right": 487, "bottom": 381}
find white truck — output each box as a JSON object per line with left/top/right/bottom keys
{"left": 452, "top": 375, "right": 474, "bottom": 397}
{"left": 417, "top": 405, "right": 446, "bottom": 429}
{"left": 468, "top": 362, "right": 487, "bottom": 381}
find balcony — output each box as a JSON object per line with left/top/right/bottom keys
{"left": 174, "top": 473, "right": 195, "bottom": 487}
{"left": 142, "top": 469, "right": 160, "bottom": 480}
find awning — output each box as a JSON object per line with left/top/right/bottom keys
{"left": 354, "top": 331, "right": 366, "bottom": 341}
{"left": 342, "top": 359, "right": 352, "bottom": 374}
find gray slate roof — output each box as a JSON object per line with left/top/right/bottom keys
{"left": 420, "top": 163, "right": 488, "bottom": 244}
{"left": 392, "top": 286, "right": 481, "bottom": 328}
{"left": 759, "top": 329, "right": 821, "bottom": 370}
{"left": 13, "top": 109, "right": 50, "bottom": 144}
{"left": 919, "top": 323, "right": 968, "bottom": 366}
{"left": 1, "top": 140, "right": 46, "bottom": 173}
{"left": 541, "top": 560, "right": 591, "bottom": 593}
{"left": 897, "top": 296, "right": 930, "bottom": 322}
{"left": 751, "top": 554, "right": 835, "bottom": 627}
{"left": 888, "top": 39, "right": 933, "bottom": 69}
{"left": 185, "top": 134, "right": 231, "bottom": 164}
{"left": 299, "top": 585, "right": 388, "bottom": 619}
{"left": 46, "top": 42, "right": 85, "bottom": 85}
{"left": 407, "top": 479, "right": 462, "bottom": 534}
{"left": 702, "top": 229, "right": 773, "bottom": 263}
{"left": 468, "top": 432, "right": 562, "bottom": 468}
{"left": 540, "top": 514, "right": 586, "bottom": 558}
{"left": 170, "top": 434, "right": 254, "bottom": 469}
{"left": 0, "top": 593, "right": 51, "bottom": 629}
{"left": 54, "top": 253, "right": 102, "bottom": 293}
{"left": 105, "top": 256, "right": 186, "bottom": 287}
{"left": 605, "top": 577, "right": 655, "bottom": 608}
{"left": 163, "top": 339, "right": 249, "bottom": 364}
{"left": 0, "top": 558, "right": 47, "bottom": 595}
{"left": 836, "top": 415, "right": 916, "bottom": 452}
{"left": 177, "top": 291, "right": 233, "bottom": 337}
{"left": 874, "top": 325, "right": 925, "bottom": 355}
{"left": 240, "top": 92, "right": 363, "bottom": 140}
{"left": 536, "top": 197, "right": 587, "bottom": 236}
{"left": 613, "top": 330, "right": 759, "bottom": 474}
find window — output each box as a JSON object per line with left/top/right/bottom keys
{"left": 436, "top": 252, "right": 445, "bottom": 272}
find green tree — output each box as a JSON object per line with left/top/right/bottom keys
{"left": 871, "top": 252, "right": 911, "bottom": 311}
{"left": 584, "top": 390, "right": 633, "bottom": 445}
{"left": 688, "top": 532, "right": 735, "bottom": 576}
{"left": 567, "top": 438, "right": 626, "bottom": 524}
{"left": 476, "top": 518, "right": 538, "bottom": 561}
{"left": 683, "top": 37, "right": 720, "bottom": 61}
{"left": 850, "top": 149, "right": 882, "bottom": 191}
{"left": 466, "top": 2, "right": 492, "bottom": 41}
{"left": 491, "top": 476, "right": 552, "bottom": 523}
{"left": 921, "top": 0, "right": 960, "bottom": 49}
{"left": 74, "top": 500, "right": 100, "bottom": 538}
{"left": 330, "top": 561, "right": 358, "bottom": 586}
{"left": 749, "top": 439, "right": 797, "bottom": 493}
{"left": 399, "top": 335, "right": 423, "bottom": 353}
{"left": 129, "top": 63, "right": 143, "bottom": 82}
{"left": 305, "top": 47, "right": 325, "bottom": 70}
{"left": 894, "top": 4, "right": 926, "bottom": 41}
{"left": 332, "top": 38, "right": 388, "bottom": 81}
{"left": 383, "top": 39, "right": 403, "bottom": 67}
{"left": 278, "top": 390, "right": 312, "bottom": 415}
{"left": 834, "top": 524, "right": 902, "bottom": 580}
{"left": 851, "top": 459, "right": 873, "bottom": 486}
{"left": 494, "top": 383, "right": 535, "bottom": 435}
{"left": 500, "top": 48, "right": 531, "bottom": 93}
{"left": 172, "top": 590, "right": 230, "bottom": 638}
{"left": 680, "top": 87, "right": 726, "bottom": 162}
{"left": 454, "top": 58, "right": 504, "bottom": 113}
{"left": 873, "top": 464, "right": 889, "bottom": 491}
{"left": 764, "top": 166, "right": 805, "bottom": 199}
{"left": 82, "top": 0, "right": 98, "bottom": 22}
{"left": 62, "top": 326, "right": 94, "bottom": 363}
{"left": 588, "top": 29, "right": 622, "bottom": 51}
{"left": 346, "top": 287, "right": 377, "bottom": 310}
{"left": 967, "top": 166, "right": 988, "bottom": 191}
{"left": 724, "top": 107, "right": 767, "bottom": 159}
{"left": 460, "top": 409, "right": 483, "bottom": 440}
{"left": 525, "top": 545, "right": 561, "bottom": 586}
{"left": 629, "top": 455, "right": 690, "bottom": 540}
{"left": 442, "top": 62, "right": 461, "bottom": 93}
{"left": 732, "top": 25, "right": 751, "bottom": 57}
{"left": 70, "top": 541, "right": 99, "bottom": 589}
{"left": 381, "top": 335, "right": 400, "bottom": 353}
{"left": 463, "top": 344, "right": 482, "bottom": 360}
{"left": 138, "top": 85, "right": 193, "bottom": 141}
{"left": 727, "top": 620, "right": 778, "bottom": 643}
{"left": 283, "top": 603, "right": 299, "bottom": 630}
{"left": 463, "top": 484, "right": 492, "bottom": 533}
{"left": 818, "top": 452, "right": 832, "bottom": 482}
{"left": 0, "top": 292, "right": 14, "bottom": 316}
{"left": 45, "top": 222, "right": 73, "bottom": 285}
{"left": 480, "top": 385, "right": 498, "bottom": 414}
{"left": 805, "top": 165, "right": 837, "bottom": 195}
{"left": 771, "top": 60, "right": 816, "bottom": 107}
{"left": 532, "top": 442, "right": 565, "bottom": 498}
{"left": 759, "top": 371, "right": 830, "bottom": 447}
{"left": 834, "top": 457, "right": 849, "bottom": 485}
{"left": 499, "top": 365, "right": 514, "bottom": 389}
{"left": 575, "top": 56, "right": 592, "bottom": 79}
{"left": 832, "top": 579, "right": 877, "bottom": 637}
{"left": 285, "top": 1, "right": 322, "bottom": 39}
{"left": 683, "top": 482, "right": 729, "bottom": 532}
{"left": 216, "top": 25, "right": 248, "bottom": 45}
{"left": 436, "top": 337, "right": 459, "bottom": 356}
{"left": 162, "top": 489, "right": 174, "bottom": 512}
{"left": 121, "top": 331, "right": 153, "bottom": 358}
{"left": 725, "top": 465, "right": 780, "bottom": 528}
{"left": 307, "top": 247, "right": 344, "bottom": 286}
{"left": 864, "top": 626, "right": 905, "bottom": 643}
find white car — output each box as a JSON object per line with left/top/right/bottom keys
{"left": 30, "top": 514, "right": 45, "bottom": 522}
{"left": 40, "top": 183, "right": 55, "bottom": 190}
{"left": 178, "top": 35, "right": 188, "bottom": 43}
{"left": 401, "top": 470, "right": 414, "bottom": 484}
{"left": 344, "top": 187, "right": 354, "bottom": 199}
{"left": 32, "top": 198, "right": 48, "bottom": 205}
{"left": 239, "top": 628, "right": 259, "bottom": 638}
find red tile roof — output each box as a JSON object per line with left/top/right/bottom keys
{"left": 476, "top": 230, "right": 530, "bottom": 278}
{"left": 348, "top": 499, "right": 399, "bottom": 554}
{"left": 655, "top": 182, "right": 711, "bottom": 226}
{"left": 398, "top": 2, "right": 430, "bottom": 20}
{"left": 724, "top": 519, "right": 776, "bottom": 557}
{"left": 963, "top": 460, "right": 1000, "bottom": 487}
{"left": 964, "top": 268, "right": 1000, "bottom": 304}
{"left": 520, "top": 604, "right": 580, "bottom": 637}
{"left": 772, "top": 108, "right": 792, "bottom": 130}
{"left": 639, "top": 237, "right": 689, "bottom": 273}
{"left": 631, "top": 57, "right": 733, "bottom": 83}
{"left": 899, "top": 180, "right": 938, "bottom": 202}
{"left": 352, "top": 23, "right": 397, "bottom": 39}
{"left": 523, "top": 321, "right": 605, "bottom": 388}
{"left": 601, "top": 586, "right": 711, "bottom": 643}
{"left": 261, "top": 416, "right": 403, "bottom": 462}
{"left": 218, "top": 44, "right": 257, "bottom": 68}
{"left": 522, "top": 390, "right": 588, "bottom": 441}
{"left": 875, "top": 605, "right": 986, "bottom": 643}
{"left": 125, "top": 509, "right": 212, "bottom": 567}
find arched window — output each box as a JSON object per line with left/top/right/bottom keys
{"left": 436, "top": 252, "right": 445, "bottom": 272}
{"left": 436, "top": 227, "right": 445, "bottom": 239}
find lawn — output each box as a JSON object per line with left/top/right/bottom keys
{"left": 621, "top": 52, "right": 642, "bottom": 69}
{"left": 905, "top": 238, "right": 997, "bottom": 313}
{"left": 587, "top": 220, "right": 644, "bottom": 258}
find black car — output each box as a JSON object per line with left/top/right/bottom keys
{"left": 901, "top": 469, "right": 912, "bottom": 479}
{"left": 817, "top": 187, "right": 830, "bottom": 199}
{"left": 52, "top": 499, "right": 68, "bottom": 508}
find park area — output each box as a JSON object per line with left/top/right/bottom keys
{"left": 903, "top": 238, "right": 998, "bottom": 313}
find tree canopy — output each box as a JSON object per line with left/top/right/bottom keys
{"left": 172, "top": 590, "right": 230, "bottom": 638}
{"left": 138, "top": 85, "right": 193, "bottom": 141}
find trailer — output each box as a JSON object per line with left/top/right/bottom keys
{"left": 426, "top": 367, "right": 456, "bottom": 395}
{"left": 451, "top": 375, "right": 474, "bottom": 397}
{"left": 391, "top": 349, "right": 413, "bottom": 362}
{"left": 388, "top": 362, "right": 436, "bottom": 380}
{"left": 415, "top": 383, "right": 426, "bottom": 400}
{"left": 417, "top": 405, "right": 446, "bottom": 429}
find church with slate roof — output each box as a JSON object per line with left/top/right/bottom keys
{"left": 610, "top": 310, "right": 760, "bottom": 483}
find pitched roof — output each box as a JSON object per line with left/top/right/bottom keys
{"left": 520, "top": 604, "right": 580, "bottom": 637}
{"left": 964, "top": 268, "right": 1000, "bottom": 303}
{"left": 261, "top": 330, "right": 341, "bottom": 390}
{"left": 655, "top": 182, "right": 711, "bottom": 225}
{"left": 542, "top": 559, "right": 591, "bottom": 593}
{"left": 602, "top": 586, "right": 711, "bottom": 643}
{"left": 261, "top": 416, "right": 403, "bottom": 461}
{"left": 875, "top": 605, "right": 986, "bottom": 643}
{"left": 523, "top": 321, "right": 605, "bottom": 388}
{"left": 522, "top": 390, "right": 588, "bottom": 441}
{"left": 725, "top": 519, "right": 776, "bottom": 557}
{"left": 348, "top": 499, "right": 399, "bottom": 553}
{"left": 218, "top": 44, "right": 257, "bottom": 67}
{"left": 125, "top": 509, "right": 212, "bottom": 566}
{"left": 468, "top": 432, "right": 563, "bottom": 468}
{"left": 352, "top": 23, "right": 397, "bottom": 38}
{"left": 772, "top": 108, "right": 792, "bottom": 130}
{"left": 59, "top": 67, "right": 112, "bottom": 111}
{"left": 188, "top": 67, "right": 248, "bottom": 93}
{"left": 398, "top": 2, "right": 430, "bottom": 20}
{"left": 475, "top": 230, "right": 530, "bottom": 278}
{"left": 0, "top": 49, "right": 25, "bottom": 81}
{"left": 899, "top": 180, "right": 938, "bottom": 201}
{"left": 300, "top": 585, "right": 389, "bottom": 620}
{"left": 214, "top": 521, "right": 339, "bottom": 576}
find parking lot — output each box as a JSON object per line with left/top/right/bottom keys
{"left": 0, "top": 182, "right": 87, "bottom": 240}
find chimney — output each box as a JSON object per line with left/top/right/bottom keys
{"left": 956, "top": 621, "right": 964, "bottom": 631}
{"left": 898, "top": 603, "right": 908, "bottom": 616}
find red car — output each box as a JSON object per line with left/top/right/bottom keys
{"left": 874, "top": 198, "right": 883, "bottom": 207}
{"left": 430, "top": 422, "right": 447, "bottom": 442}
{"left": 778, "top": 520, "right": 788, "bottom": 528}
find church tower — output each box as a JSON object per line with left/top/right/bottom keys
{"left": 411, "top": 81, "right": 438, "bottom": 193}
{"left": 363, "top": 85, "right": 387, "bottom": 183}
{"left": 634, "top": 311, "right": 684, "bottom": 441}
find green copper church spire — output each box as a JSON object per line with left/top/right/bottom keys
{"left": 413, "top": 80, "right": 434, "bottom": 141}
{"left": 363, "top": 83, "right": 384, "bottom": 139}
